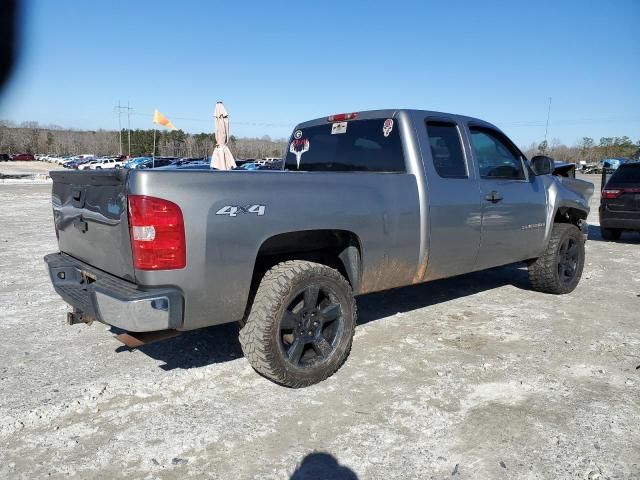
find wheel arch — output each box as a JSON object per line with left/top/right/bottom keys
{"left": 252, "top": 229, "right": 362, "bottom": 291}
{"left": 554, "top": 204, "right": 588, "bottom": 226}
{"left": 239, "top": 229, "right": 362, "bottom": 326}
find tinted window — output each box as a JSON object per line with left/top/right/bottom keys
{"left": 608, "top": 164, "right": 640, "bottom": 184}
{"left": 284, "top": 119, "right": 405, "bottom": 172}
{"left": 470, "top": 127, "right": 525, "bottom": 179}
{"left": 425, "top": 121, "right": 467, "bottom": 178}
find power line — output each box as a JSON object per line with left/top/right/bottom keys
{"left": 114, "top": 102, "right": 133, "bottom": 155}
{"left": 124, "top": 111, "right": 295, "bottom": 128}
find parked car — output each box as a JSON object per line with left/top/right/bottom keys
{"left": 50, "top": 155, "right": 69, "bottom": 165}
{"left": 78, "top": 160, "right": 100, "bottom": 170}
{"left": 600, "top": 158, "right": 629, "bottom": 170}
{"left": 12, "top": 153, "right": 36, "bottom": 161}
{"left": 235, "top": 162, "right": 261, "bottom": 171}
{"left": 235, "top": 158, "right": 256, "bottom": 167}
{"left": 175, "top": 157, "right": 208, "bottom": 166}
{"left": 62, "top": 159, "right": 79, "bottom": 168}
{"left": 234, "top": 161, "right": 282, "bottom": 171}
{"left": 124, "top": 157, "right": 175, "bottom": 169}
{"left": 87, "top": 157, "right": 126, "bottom": 169}
{"left": 599, "top": 162, "right": 640, "bottom": 240}
{"left": 63, "top": 155, "right": 95, "bottom": 169}
{"left": 45, "top": 109, "right": 594, "bottom": 387}
{"left": 0, "top": 153, "right": 10, "bottom": 162}
{"left": 156, "top": 161, "right": 213, "bottom": 170}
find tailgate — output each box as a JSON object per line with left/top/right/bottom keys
{"left": 50, "top": 169, "right": 135, "bottom": 281}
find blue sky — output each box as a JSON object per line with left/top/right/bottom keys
{"left": 0, "top": 0, "right": 638, "bottom": 147}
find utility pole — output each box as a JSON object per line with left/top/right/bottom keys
{"left": 127, "top": 101, "right": 132, "bottom": 157}
{"left": 114, "top": 102, "right": 133, "bottom": 156}
{"left": 543, "top": 97, "right": 552, "bottom": 145}
{"left": 117, "top": 101, "right": 122, "bottom": 155}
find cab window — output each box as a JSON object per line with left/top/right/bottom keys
{"left": 425, "top": 121, "right": 467, "bottom": 178}
{"left": 470, "top": 127, "right": 525, "bottom": 179}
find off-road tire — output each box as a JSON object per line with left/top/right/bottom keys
{"left": 600, "top": 227, "right": 622, "bottom": 241}
{"left": 528, "top": 223, "right": 585, "bottom": 294}
{"left": 239, "top": 260, "right": 356, "bottom": 388}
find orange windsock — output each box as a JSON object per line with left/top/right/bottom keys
{"left": 153, "top": 109, "right": 177, "bottom": 130}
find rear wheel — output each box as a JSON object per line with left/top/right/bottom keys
{"left": 528, "top": 223, "right": 585, "bottom": 294}
{"left": 239, "top": 260, "right": 356, "bottom": 388}
{"left": 600, "top": 227, "right": 622, "bottom": 241}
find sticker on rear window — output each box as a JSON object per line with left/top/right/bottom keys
{"left": 383, "top": 118, "right": 394, "bottom": 137}
{"left": 294, "top": 129, "right": 303, "bottom": 139}
{"left": 289, "top": 138, "right": 310, "bottom": 169}
{"left": 331, "top": 122, "right": 348, "bottom": 135}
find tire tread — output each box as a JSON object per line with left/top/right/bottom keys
{"left": 528, "top": 223, "right": 584, "bottom": 294}
{"left": 239, "top": 260, "right": 356, "bottom": 388}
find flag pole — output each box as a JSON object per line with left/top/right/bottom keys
{"left": 152, "top": 128, "right": 156, "bottom": 168}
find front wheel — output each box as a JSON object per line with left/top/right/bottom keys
{"left": 239, "top": 260, "right": 356, "bottom": 388}
{"left": 528, "top": 223, "right": 585, "bottom": 294}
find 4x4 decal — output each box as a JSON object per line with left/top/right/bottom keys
{"left": 216, "top": 205, "right": 266, "bottom": 217}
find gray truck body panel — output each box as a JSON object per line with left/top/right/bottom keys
{"left": 46, "top": 109, "right": 593, "bottom": 332}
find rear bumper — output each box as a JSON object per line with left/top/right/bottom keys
{"left": 599, "top": 206, "right": 640, "bottom": 230}
{"left": 599, "top": 218, "right": 640, "bottom": 230}
{"left": 44, "top": 253, "right": 183, "bottom": 332}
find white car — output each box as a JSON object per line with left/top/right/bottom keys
{"left": 48, "top": 155, "right": 67, "bottom": 164}
{"left": 88, "top": 157, "right": 125, "bottom": 169}
{"left": 77, "top": 160, "right": 99, "bottom": 170}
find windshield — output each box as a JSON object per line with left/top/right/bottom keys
{"left": 284, "top": 118, "right": 405, "bottom": 172}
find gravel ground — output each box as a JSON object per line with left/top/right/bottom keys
{"left": 0, "top": 160, "right": 64, "bottom": 175}
{"left": 0, "top": 175, "right": 638, "bottom": 479}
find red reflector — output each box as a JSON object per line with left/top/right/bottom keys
{"left": 601, "top": 189, "right": 622, "bottom": 199}
{"left": 327, "top": 112, "right": 358, "bottom": 122}
{"left": 128, "top": 195, "right": 186, "bottom": 270}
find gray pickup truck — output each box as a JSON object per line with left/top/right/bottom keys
{"left": 45, "top": 109, "right": 594, "bottom": 387}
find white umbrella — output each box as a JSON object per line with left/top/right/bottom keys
{"left": 211, "top": 101, "right": 236, "bottom": 170}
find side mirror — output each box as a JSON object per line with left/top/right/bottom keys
{"left": 530, "top": 155, "right": 554, "bottom": 176}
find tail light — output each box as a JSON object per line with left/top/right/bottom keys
{"left": 128, "top": 195, "right": 186, "bottom": 270}
{"left": 601, "top": 189, "right": 622, "bottom": 199}
{"left": 327, "top": 112, "right": 358, "bottom": 122}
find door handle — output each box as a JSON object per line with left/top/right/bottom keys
{"left": 485, "top": 191, "right": 503, "bottom": 203}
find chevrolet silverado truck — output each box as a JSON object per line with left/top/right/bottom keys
{"left": 45, "top": 109, "right": 594, "bottom": 387}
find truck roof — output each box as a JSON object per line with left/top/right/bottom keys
{"left": 296, "top": 109, "right": 500, "bottom": 132}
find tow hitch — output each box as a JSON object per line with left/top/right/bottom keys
{"left": 66, "top": 309, "right": 95, "bottom": 326}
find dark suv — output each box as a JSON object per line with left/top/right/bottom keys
{"left": 599, "top": 162, "right": 640, "bottom": 240}
{"left": 0, "top": 153, "right": 11, "bottom": 161}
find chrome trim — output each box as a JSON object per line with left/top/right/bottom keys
{"left": 94, "top": 292, "right": 172, "bottom": 332}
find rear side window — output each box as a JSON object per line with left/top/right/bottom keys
{"left": 425, "top": 121, "right": 467, "bottom": 178}
{"left": 284, "top": 118, "right": 405, "bottom": 172}
{"left": 470, "top": 127, "right": 525, "bottom": 179}
{"left": 608, "top": 164, "right": 640, "bottom": 184}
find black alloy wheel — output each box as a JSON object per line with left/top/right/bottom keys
{"left": 557, "top": 236, "right": 580, "bottom": 286}
{"left": 279, "top": 284, "right": 343, "bottom": 368}
{"left": 239, "top": 260, "right": 356, "bottom": 387}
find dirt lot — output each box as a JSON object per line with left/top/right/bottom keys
{"left": 0, "top": 160, "right": 64, "bottom": 175}
{"left": 0, "top": 175, "right": 638, "bottom": 479}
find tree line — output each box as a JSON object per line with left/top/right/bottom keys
{"left": 522, "top": 136, "right": 639, "bottom": 163}
{"left": 0, "top": 120, "right": 287, "bottom": 159}
{"left": 1, "top": 120, "right": 638, "bottom": 163}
